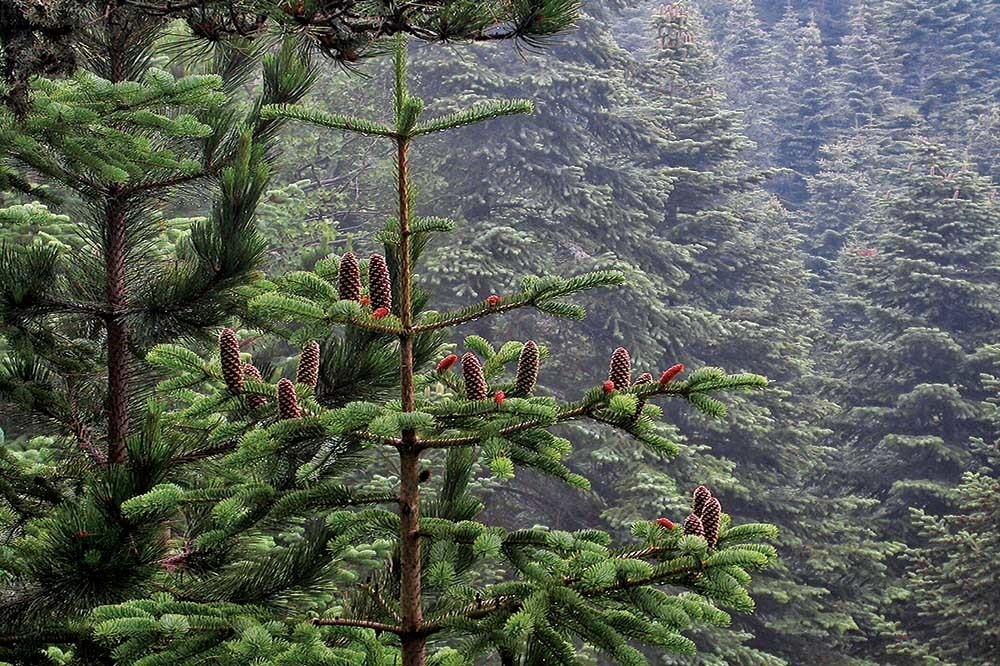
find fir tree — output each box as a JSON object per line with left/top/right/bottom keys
{"left": 893, "top": 463, "right": 1000, "bottom": 666}
{"left": 86, "top": 36, "right": 778, "bottom": 666}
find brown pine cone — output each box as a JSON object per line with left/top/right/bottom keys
{"left": 242, "top": 363, "right": 269, "bottom": 409}
{"left": 277, "top": 378, "right": 301, "bottom": 420}
{"left": 607, "top": 347, "right": 632, "bottom": 391}
{"left": 701, "top": 497, "right": 722, "bottom": 547}
{"left": 632, "top": 371, "right": 653, "bottom": 420}
{"left": 515, "top": 340, "right": 540, "bottom": 395}
{"left": 219, "top": 328, "right": 243, "bottom": 393}
{"left": 683, "top": 513, "right": 705, "bottom": 538}
{"left": 462, "top": 352, "right": 488, "bottom": 401}
{"left": 693, "top": 485, "right": 713, "bottom": 517}
{"left": 297, "top": 340, "right": 320, "bottom": 390}
{"left": 368, "top": 254, "right": 392, "bottom": 311}
{"left": 337, "top": 251, "right": 361, "bottom": 301}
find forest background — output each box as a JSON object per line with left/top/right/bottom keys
{"left": 1, "top": 0, "right": 999, "bottom": 665}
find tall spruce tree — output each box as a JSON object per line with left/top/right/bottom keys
{"left": 85, "top": 36, "right": 778, "bottom": 666}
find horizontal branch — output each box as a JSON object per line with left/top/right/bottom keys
{"left": 312, "top": 617, "right": 402, "bottom": 635}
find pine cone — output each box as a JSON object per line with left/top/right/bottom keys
{"left": 607, "top": 347, "right": 632, "bottom": 391}
{"left": 632, "top": 371, "right": 653, "bottom": 419}
{"left": 337, "top": 251, "right": 361, "bottom": 301}
{"left": 243, "top": 363, "right": 269, "bottom": 409}
{"left": 701, "top": 497, "right": 722, "bottom": 547}
{"left": 515, "top": 340, "right": 539, "bottom": 395}
{"left": 369, "top": 254, "right": 392, "bottom": 311}
{"left": 297, "top": 340, "right": 320, "bottom": 390}
{"left": 683, "top": 513, "right": 705, "bottom": 538}
{"left": 462, "top": 352, "right": 488, "bottom": 401}
{"left": 219, "top": 328, "right": 243, "bottom": 393}
{"left": 693, "top": 485, "right": 713, "bottom": 516}
{"left": 277, "top": 378, "right": 301, "bottom": 419}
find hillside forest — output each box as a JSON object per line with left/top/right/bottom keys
{"left": 0, "top": 1, "right": 998, "bottom": 665}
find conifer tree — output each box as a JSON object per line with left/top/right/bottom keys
{"left": 894, "top": 464, "right": 1000, "bottom": 666}
{"left": 770, "top": 14, "right": 836, "bottom": 204}
{"left": 821, "top": 135, "right": 1000, "bottom": 663}
{"left": 86, "top": 36, "right": 779, "bottom": 666}
{"left": 0, "top": 6, "right": 318, "bottom": 661}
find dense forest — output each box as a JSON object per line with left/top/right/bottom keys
{"left": 0, "top": 1, "right": 997, "bottom": 665}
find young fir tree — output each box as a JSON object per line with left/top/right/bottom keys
{"left": 86, "top": 36, "right": 779, "bottom": 666}
{"left": 292, "top": 4, "right": 862, "bottom": 665}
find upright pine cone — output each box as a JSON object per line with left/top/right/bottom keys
{"left": 243, "top": 363, "right": 269, "bottom": 409}
{"left": 683, "top": 513, "right": 705, "bottom": 538}
{"left": 632, "top": 372, "right": 653, "bottom": 419}
{"left": 277, "top": 378, "right": 301, "bottom": 420}
{"left": 462, "top": 352, "right": 488, "bottom": 401}
{"left": 701, "top": 497, "right": 722, "bottom": 547}
{"left": 368, "top": 254, "right": 392, "bottom": 311}
{"left": 219, "top": 328, "right": 243, "bottom": 393}
{"left": 515, "top": 340, "right": 539, "bottom": 395}
{"left": 297, "top": 340, "right": 320, "bottom": 390}
{"left": 607, "top": 347, "right": 632, "bottom": 390}
{"left": 337, "top": 251, "right": 361, "bottom": 301}
{"left": 693, "top": 485, "right": 713, "bottom": 516}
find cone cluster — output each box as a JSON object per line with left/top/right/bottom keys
{"left": 277, "top": 378, "right": 302, "bottom": 420}
{"left": 297, "top": 340, "right": 320, "bottom": 390}
{"left": 337, "top": 251, "right": 361, "bottom": 301}
{"left": 219, "top": 328, "right": 243, "bottom": 393}
{"left": 684, "top": 485, "right": 722, "bottom": 547}
{"left": 515, "top": 341, "right": 539, "bottom": 395}
{"left": 369, "top": 254, "right": 392, "bottom": 311}
{"left": 462, "top": 352, "right": 488, "bottom": 401}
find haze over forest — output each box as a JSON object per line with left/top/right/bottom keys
{"left": 0, "top": 1, "right": 997, "bottom": 665}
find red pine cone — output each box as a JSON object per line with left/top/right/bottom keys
{"left": 656, "top": 517, "right": 676, "bottom": 530}
{"left": 436, "top": 354, "right": 459, "bottom": 373}
{"left": 683, "top": 513, "right": 705, "bottom": 538}
{"left": 369, "top": 254, "right": 392, "bottom": 311}
{"left": 494, "top": 390, "right": 505, "bottom": 406}
{"left": 486, "top": 294, "right": 501, "bottom": 307}
{"left": 337, "top": 251, "right": 361, "bottom": 301}
{"left": 701, "top": 497, "right": 722, "bottom": 547}
{"left": 462, "top": 353, "right": 488, "bottom": 401}
{"left": 372, "top": 307, "right": 389, "bottom": 319}
{"left": 692, "top": 485, "right": 713, "bottom": 516}
{"left": 277, "top": 378, "right": 301, "bottom": 420}
{"left": 608, "top": 347, "right": 632, "bottom": 391}
{"left": 602, "top": 380, "right": 616, "bottom": 393}
{"left": 515, "top": 341, "right": 539, "bottom": 395}
{"left": 243, "top": 363, "right": 269, "bottom": 409}
{"left": 659, "top": 363, "right": 685, "bottom": 386}
{"left": 219, "top": 328, "right": 243, "bottom": 393}
{"left": 296, "top": 340, "right": 320, "bottom": 390}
